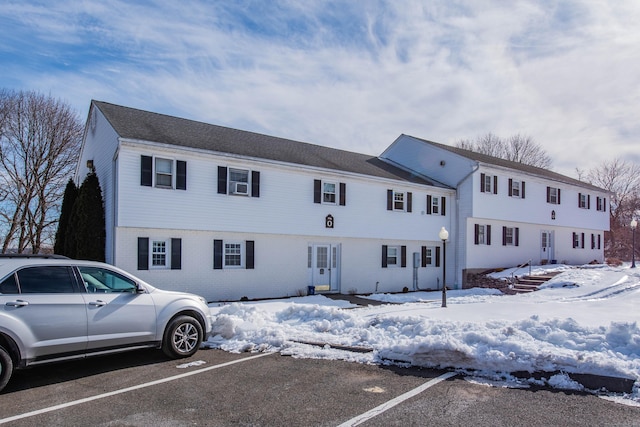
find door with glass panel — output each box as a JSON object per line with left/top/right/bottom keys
{"left": 541, "top": 231, "right": 554, "bottom": 263}
{"left": 309, "top": 244, "right": 340, "bottom": 292}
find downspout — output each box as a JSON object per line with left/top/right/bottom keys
{"left": 453, "top": 162, "right": 480, "bottom": 289}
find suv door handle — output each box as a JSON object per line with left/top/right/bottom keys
{"left": 6, "top": 300, "right": 29, "bottom": 307}
{"left": 89, "top": 300, "right": 107, "bottom": 307}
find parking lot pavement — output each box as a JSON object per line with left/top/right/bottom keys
{"left": 1, "top": 348, "right": 638, "bottom": 426}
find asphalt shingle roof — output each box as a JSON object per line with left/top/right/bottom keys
{"left": 94, "top": 101, "right": 442, "bottom": 187}
{"left": 406, "top": 135, "right": 608, "bottom": 193}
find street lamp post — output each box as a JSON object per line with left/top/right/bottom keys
{"left": 439, "top": 226, "right": 449, "bottom": 308}
{"left": 631, "top": 219, "right": 637, "bottom": 268}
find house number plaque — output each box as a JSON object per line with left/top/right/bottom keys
{"left": 325, "top": 214, "right": 334, "bottom": 228}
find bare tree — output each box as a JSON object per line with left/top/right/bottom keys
{"left": 456, "top": 133, "right": 552, "bottom": 169}
{"left": 585, "top": 158, "right": 640, "bottom": 261}
{"left": 0, "top": 90, "right": 83, "bottom": 253}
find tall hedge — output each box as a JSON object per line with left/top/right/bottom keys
{"left": 54, "top": 179, "right": 78, "bottom": 256}
{"left": 65, "top": 172, "right": 105, "bottom": 261}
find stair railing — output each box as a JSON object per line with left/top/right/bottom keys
{"left": 510, "top": 259, "right": 532, "bottom": 283}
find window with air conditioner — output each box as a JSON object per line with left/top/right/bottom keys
{"left": 229, "top": 168, "right": 249, "bottom": 195}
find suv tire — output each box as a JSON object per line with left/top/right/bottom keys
{"left": 0, "top": 345, "right": 13, "bottom": 393}
{"left": 162, "top": 315, "right": 203, "bottom": 358}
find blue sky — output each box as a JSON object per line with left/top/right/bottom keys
{"left": 1, "top": 0, "right": 639, "bottom": 176}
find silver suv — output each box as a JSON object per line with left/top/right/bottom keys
{"left": 0, "top": 255, "right": 212, "bottom": 392}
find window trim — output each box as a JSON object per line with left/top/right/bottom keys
{"left": 382, "top": 245, "right": 407, "bottom": 268}
{"left": 137, "top": 237, "right": 182, "bottom": 271}
{"left": 387, "top": 190, "right": 412, "bottom": 212}
{"left": 140, "top": 155, "right": 186, "bottom": 190}
{"left": 509, "top": 178, "right": 525, "bottom": 199}
{"left": 213, "top": 239, "right": 255, "bottom": 270}
{"left": 151, "top": 239, "right": 169, "bottom": 269}
{"left": 547, "top": 186, "right": 561, "bottom": 205}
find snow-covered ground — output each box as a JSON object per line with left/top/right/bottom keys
{"left": 206, "top": 264, "right": 640, "bottom": 407}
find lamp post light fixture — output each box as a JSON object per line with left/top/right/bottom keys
{"left": 631, "top": 219, "right": 637, "bottom": 268}
{"left": 438, "top": 226, "right": 449, "bottom": 308}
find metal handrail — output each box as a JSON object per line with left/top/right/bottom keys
{"left": 510, "top": 259, "right": 532, "bottom": 283}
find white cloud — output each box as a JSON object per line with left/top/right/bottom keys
{"left": 2, "top": 0, "right": 639, "bottom": 177}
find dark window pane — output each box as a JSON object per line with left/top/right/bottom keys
{"left": 17, "top": 267, "right": 75, "bottom": 293}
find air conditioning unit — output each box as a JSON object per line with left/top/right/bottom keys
{"left": 232, "top": 182, "right": 249, "bottom": 195}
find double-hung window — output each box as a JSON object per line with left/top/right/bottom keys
{"left": 394, "top": 192, "right": 404, "bottom": 210}
{"left": 229, "top": 168, "right": 250, "bottom": 195}
{"left": 155, "top": 158, "right": 173, "bottom": 188}
{"left": 420, "top": 246, "right": 440, "bottom": 267}
{"left": 213, "top": 239, "right": 255, "bottom": 269}
{"left": 151, "top": 240, "right": 167, "bottom": 267}
{"left": 475, "top": 224, "right": 491, "bottom": 245}
{"left": 323, "top": 182, "right": 336, "bottom": 204}
{"left": 502, "top": 226, "right": 519, "bottom": 246}
{"left": 480, "top": 173, "right": 497, "bottom": 194}
{"left": 426, "top": 195, "right": 446, "bottom": 215}
{"left": 387, "top": 190, "right": 412, "bottom": 212}
{"left": 140, "top": 155, "right": 187, "bottom": 190}
{"left": 578, "top": 193, "right": 590, "bottom": 209}
{"left": 224, "top": 243, "right": 243, "bottom": 267}
{"left": 137, "top": 237, "right": 182, "bottom": 270}
{"left": 382, "top": 245, "right": 406, "bottom": 268}
{"left": 547, "top": 187, "right": 561, "bottom": 204}
{"left": 217, "top": 166, "right": 260, "bottom": 197}
{"left": 387, "top": 246, "right": 398, "bottom": 266}
{"left": 509, "top": 179, "right": 525, "bottom": 198}
{"left": 313, "top": 180, "right": 346, "bottom": 205}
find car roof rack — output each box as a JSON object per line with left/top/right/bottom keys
{"left": 0, "top": 254, "right": 69, "bottom": 259}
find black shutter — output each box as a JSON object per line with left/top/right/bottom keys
{"left": 171, "top": 238, "right": 182, "bottom": 270}
{"left": 509, "top": 178, "right": 513, "bottom": 196}
{"left": 486, "top": 225, "right": 492, "bottom": 245}
{"left": 314, "top": 180, "right": 322, "bottom": 204}
{"left": 176, "top": 160, "right": 187, "bottom": 190}
{"left": 558, "top": 189, "right": 561, "bottom": 204}
{"left": 387, "top": 190, "right": 393, "bottom": 211}
{"left": 474, "top": 224, "right": 480, "bottom": 245}
{"left": 441, "top": 197, "right": 446, "bottom": 216}
{"left": 382, "top": 245, "right": 388, "bottom": 268}
{"left": 581, "top": 233, "right": 585, "bottom": 248}
{"left": 426, "top": 195, "right": 432, "bottom": 214}
{"left": 515, "top": 228, "right": 520, "bottom": 247}
{"left": 141, "top": 155, "right": 152, "bottom": 187}
{"left": 246, "top": 240, "right": 255, "bottom": 269}
{"left": 339, "top": 182, "right": 346, "bottom": 206}
{"left": 572, "top": 233, "right": 577, "bottom": 248}
{"left": 213, "top": 239, "right": 223, "bottom": 269}
{"left": 547, "top": 187, "right": 551, "bottom": 203}
{"left": 137, "top": 237, "right": 149, "bottom": 270}
{"left": 578, "top": 193, "right": 582, "bottom": 207}
{"left": 401, "top": 246, "right": 407, "bottom": 268}
{"left": 251, "top": 171, "right": 260, "bottom": 197}
{"left": 502, "top": 227, "right": 507, "bottom": 246}
{"left": 591, "top": 234, "right": 595, "bottom": 249}
{"left": 521, "top": 181, "right": 526, "bottom": 199}
{"left": 217, "top": 167, "right": 227, "bottom": 194}
{"left": 407, "top": 193, "right": 412, "bottom": 212}
{"left": 587, "top": 195, "right": 590, "bottom": 209}
{"left": 421, "top": 246, "right": 427, "bottom": 267}
{"left": 435, "top": 246, "right": 441, "bottom": 267}
{"left": 493, "top": 176, "right": 498, "bottom": 194}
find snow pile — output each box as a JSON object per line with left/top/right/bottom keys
{"left": 207, "top": 265, "right": 640, "bottom": 405}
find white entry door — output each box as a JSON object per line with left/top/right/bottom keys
{"left": 541, "top": 231, "right": 554, "bottom": 262}
{"left": 309, "top": 244, "right": 340, "bottom": 292}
